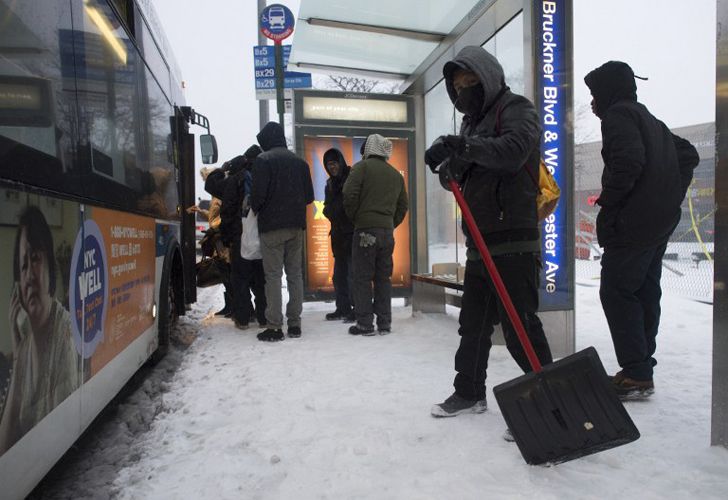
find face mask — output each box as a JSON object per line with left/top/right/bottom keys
{"left": 454, "top": 83, "right": 484, "bottom": 116}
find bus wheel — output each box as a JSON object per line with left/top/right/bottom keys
{"left": 151, "top": 269, "right": 177, "bottom": 364}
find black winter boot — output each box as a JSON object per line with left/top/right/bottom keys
{"left": 215, "top": 292, "right": 231, "bottom": 316}
{"left": 348, "top": 324, "right": 375, "bottom": 336}
{"left": 325, "top": 310, "right": 345, "bottom": 321}
{"left": 257, "top": 328, "right": 284, "bottom": 342}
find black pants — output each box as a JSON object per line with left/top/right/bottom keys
{"left": 231, "top": 240, "right": 267, "bottom": 325}
{"left": 454, "top": 254, "right": 553, "bottom": 400}
{"left": 600, "top": 241, "right": 668, "bottom": 381}
{"left": 351, "top": 228, "right": 395, "bottom": 329}
{"left": 332, "top": 253, "right": 353, "bottom": 314}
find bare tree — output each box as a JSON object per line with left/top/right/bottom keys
{"left": 313, "top": 74, "right": 400, "bottom": 94}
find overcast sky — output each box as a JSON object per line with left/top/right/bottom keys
{"left": 154, "top": 0, "right": 301, "bottom": 198}
{"left": 153, "top": 0, "right": 716, "bottom": 198}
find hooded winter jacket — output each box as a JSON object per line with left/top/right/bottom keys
{"left": 251, "top": 122, "right": 314, "bottom": 233}
{"left": 441, "top": 46, "right": 542, "bottom": 257}
{"left": 343, "top": 135, "right": 408, "bottom": 231}
{"left": 322, "top": 148, "right": 354, "bottom": 258}
{"left": 584, "top": 61, "right": 699, "bottom": 248}
{"left": 220, "top": 147, "right": 261, "bottom": 247}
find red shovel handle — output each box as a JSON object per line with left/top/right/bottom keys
{"left": 449, "top": 179, "right": 543, "bottom": 373}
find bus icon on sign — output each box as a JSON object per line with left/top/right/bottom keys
{"left": 268, "top": 6, "right": 285, "bottom": 29}
{"left": 260, "top": 3, "right": 294, "bottom": 42}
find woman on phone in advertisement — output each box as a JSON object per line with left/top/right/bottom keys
{"left": 0, "top": 206, "right": 79, "bottom": 453}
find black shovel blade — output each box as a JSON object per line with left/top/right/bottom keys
{"left": 493, "top": 346, "right": 640, "bottom": 465}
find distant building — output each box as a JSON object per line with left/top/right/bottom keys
{"left": 574, "top": 122, "right": 715, "bottom": 260}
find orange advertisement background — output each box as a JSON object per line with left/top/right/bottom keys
{"left": 88, "top": 207, "right": 155, "bottom": 377}
{"left": 304, "top": 136, "right": 411, "bottom": 294}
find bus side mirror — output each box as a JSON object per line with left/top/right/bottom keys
{"left": 200, "top": 134, "right": 218, "bottom": 164}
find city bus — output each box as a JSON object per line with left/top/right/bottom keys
{"left": 0, "top": 1, "right": 215, "bottom": 497}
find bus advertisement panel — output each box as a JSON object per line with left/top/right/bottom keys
{"left": 70, "top": 207, "right": 156, "bottom": 376}
{"left": 0, "top": 190, "right": 157, "bottom": 455}
{"left": 302, "top": 135, "right": 411, "bottom": 297}
{"left": 0, "top": 190, "right": 81, "bottom": 455}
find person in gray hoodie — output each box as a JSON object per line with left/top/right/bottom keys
{"left": 425, "top": 46, "right": 553, "bottom": 418}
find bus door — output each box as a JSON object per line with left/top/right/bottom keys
{"left": 172, "top": 108, "right": 197, "bottom": 305}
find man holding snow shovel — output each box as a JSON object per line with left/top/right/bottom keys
{"left": 425, "top": 46, "right": 553, "bottom": 417}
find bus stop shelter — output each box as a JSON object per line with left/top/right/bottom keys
{"left": 287, "top": 0, "right": 728, "bottom": 448}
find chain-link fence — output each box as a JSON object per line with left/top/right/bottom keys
{"left": 574, "top": 122, "right": 715, "bottom": 303}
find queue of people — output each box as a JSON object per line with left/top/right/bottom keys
{"left": 196, "top": 121, "right": 409, "bottom": 342}
{"left": 196, "top": 45, "right": 698, "bottom": 413}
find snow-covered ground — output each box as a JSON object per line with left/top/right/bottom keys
{"left": 32, "top": 278, "right": 728, "bottom": 499}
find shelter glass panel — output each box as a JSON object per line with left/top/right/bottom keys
{"left": 424, "top": 13, "right": 525, "bottom": 272}
{"left": 296, "top": 0, "right": 484, "bottom": 34}
{"left": 290, "top": 24, "right": 437, "bottom": 75}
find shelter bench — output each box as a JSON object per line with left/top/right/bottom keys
{"left": 411, "top": 263, "right": 464, "bottom": 313}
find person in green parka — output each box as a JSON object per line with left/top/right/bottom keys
{"left": 343, "top": 134, "right": 408, "bottom": 336}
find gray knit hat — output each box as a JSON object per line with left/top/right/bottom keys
{"left": 363, "top": 134, "right": 392, "bottom": 159}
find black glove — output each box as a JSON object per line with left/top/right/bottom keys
{"left": 425, "top": 135, "right": 467, "bottom": 172}
{"left": 425, "top": 137, "right": 450, "bottom": 172}
{"left": 441, "top": 135, "right": 465, "bottom": 155}
{"left": 437, "top": 155, "right": 473, "bottom": 191}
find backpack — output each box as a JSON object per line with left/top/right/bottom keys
{"left": 526, "top": 159, "right": 561, "bottom": 221}
{"left": 495, "top": 104, "right": 561, "bottom": 221}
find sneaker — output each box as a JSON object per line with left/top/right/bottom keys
{"left": 503, "top": 428, "right": 515, "bottom": 442}
{"left": 325, "top": 310, "right": 345, "bottom": 321}
{"left": 348, "top": 324, "right": 375, "bottom": 336}
{"left": 288, "top": 326, "right": 302, "bottom": 338}
{"left": 257, "top": 328, "right": 284, "bottom": 342}
{"left": 234, "top": 320, "right": 249, "bottom": 330}
{"left": 377, "top": 326, "right": 391, "bottom": 335}
{"left": 431, "top": 393, "right": 487, "bottom": 418}
{"left": 343, "top": 312, "right": 356, "bottom": 323}
{"left": 611, "top": 374, "right": 654, "bottom": 400}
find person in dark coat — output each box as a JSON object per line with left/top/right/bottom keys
{"left": 197, "top": 166, "right": 231, "bottom": 317}
{"left": 425, "top": 46, "right": 553, "bottom": 418}
{"left": 220, "top": 145, "right": 267, "bottom": 329}
{"left": 322, "top": 148, "right": 355, "bottom": 322}
{"left": 584, "top": 61, "right": 699, "bottom": 400}
{"left": 251, "top": 122, "right": 314, "bottom": 341}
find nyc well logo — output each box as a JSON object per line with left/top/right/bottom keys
{"left": 69, "top": 219, "right": 108, "bottom": 358}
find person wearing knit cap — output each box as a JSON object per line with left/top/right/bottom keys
{"left": 220, "top": 145, "right": 266, "bottom": 329}
{"left": 584, "top": 61, "right": 699, "bottom": 400}
{"left": 425, "top": 46, "right": 553, "bottom": 419}
{"left": 342, "top": 134, "right": 408, "bottom": 336}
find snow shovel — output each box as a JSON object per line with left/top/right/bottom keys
{"left": 447, "top": 177, "right": 640, "bottom": 465}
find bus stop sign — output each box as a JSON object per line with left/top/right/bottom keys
{"left": 260, "top": 4, "right": 295, "bottom": 42}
